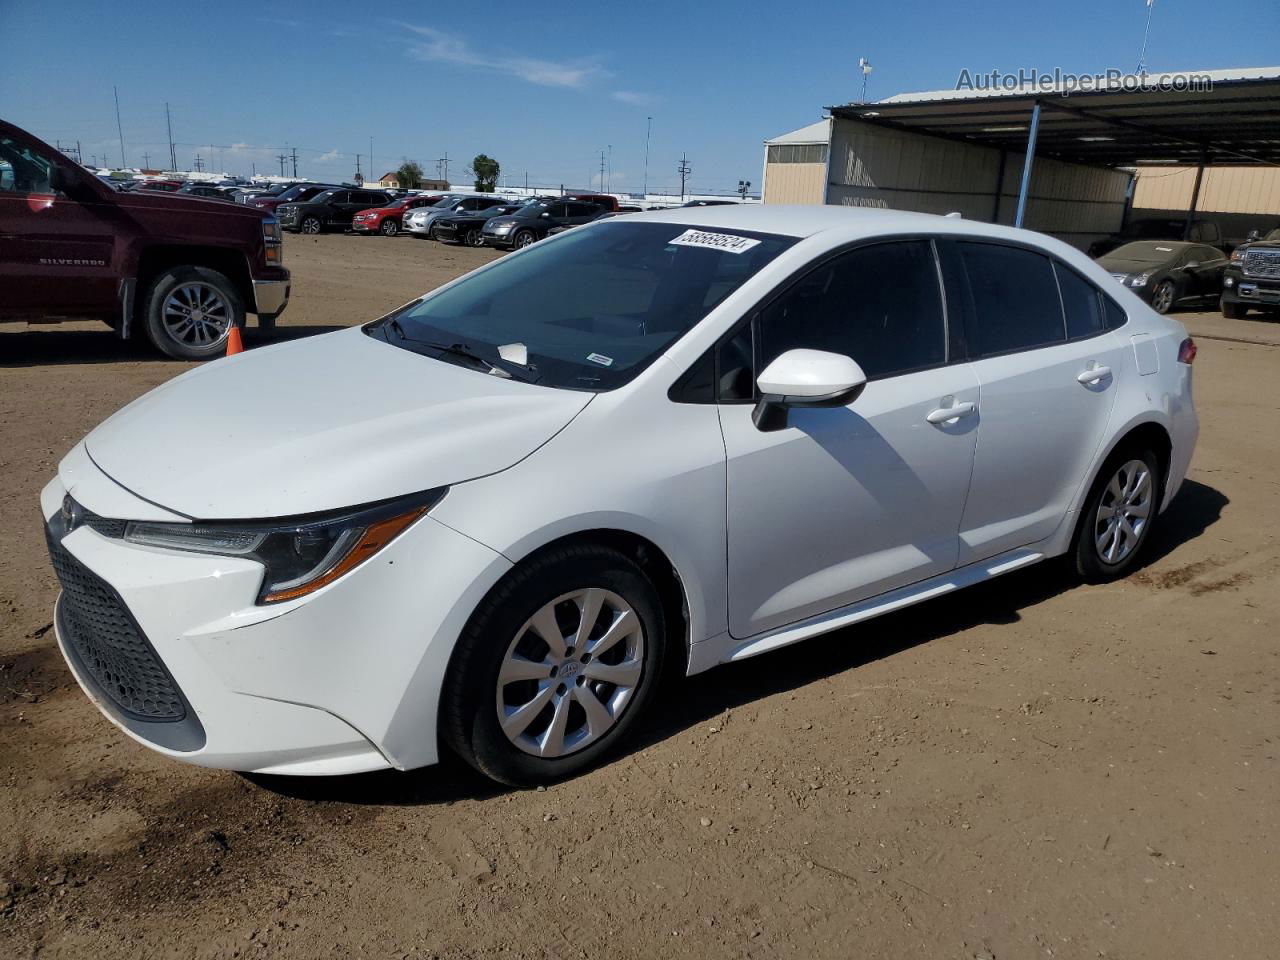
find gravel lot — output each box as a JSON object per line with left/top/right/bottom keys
{"left": 2, "top": 232, "right": 1277, "bottom": 959}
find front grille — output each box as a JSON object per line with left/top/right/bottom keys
{"left": 46, "top": 526, "right": 186, "bottom": 722}
{"left": 1243, "top": 249, "right": 1280, "bottom": 280}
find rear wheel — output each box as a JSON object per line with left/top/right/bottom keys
{"left": 1151, "top": 280, "right": 1176, "bottom": 314}
{"left": 1072, "top": 447, "right": 1162, "bottom": 582}
{"left": 1221, "top": 297, "right": 1248, "bottom": 319}
{"left": 142, "top": 266, "right": 243, "bottom": 361}
{"left": 380, "top": 218, "right": 399, "bottom": 237}
{"left": 442, "top": 545, "right": 667, "bottom": 786}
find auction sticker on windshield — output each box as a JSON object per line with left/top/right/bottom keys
{"left": 669, "top": 229, "right": 762, "bottom": 255}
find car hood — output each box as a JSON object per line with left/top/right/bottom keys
{"left": 1096, "top": 256, "right": 1168, "bottom": 274}
{"left": 114, "top": 187, "right": 270, "bottom": 221}
{"left": 83, "top": 327, "right": 592, "bottom": 520}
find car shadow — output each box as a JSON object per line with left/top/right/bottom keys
{"left": 247, "top": 479, "right": 1226, "bottom": 808}
{"left": 0, "top": 324, "right": 346, "bottom": 367}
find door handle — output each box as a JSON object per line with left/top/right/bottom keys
{"left": 1077, "top": 364, "right": 1112, "bottom": 385}
{"left": 926, "top": 401, "right": 976, "bottom": 424}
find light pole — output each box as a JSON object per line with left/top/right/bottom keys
{"left": 643, "top": 116, "right": 652, "bottom": 197}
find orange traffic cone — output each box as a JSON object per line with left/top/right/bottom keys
{"left": 226, "top": 325, "right": 244, "bottom": 356}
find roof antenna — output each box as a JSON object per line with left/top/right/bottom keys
{"left": 858, "top": 58, "right": 874, "bottom": 102}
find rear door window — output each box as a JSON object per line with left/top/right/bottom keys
{"left": 1054, "top": 263, "right": 1106, "bottom": 340}
{"left": 959, "top": 242, "right": 1066, "bottom": 356}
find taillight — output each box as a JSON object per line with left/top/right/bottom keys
{"left": 1178, "top": 337, "right": 1197, "bottom": 365}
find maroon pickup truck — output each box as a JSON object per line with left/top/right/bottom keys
{"left": 0, "top": 119, "right": 290, "bottom": 360}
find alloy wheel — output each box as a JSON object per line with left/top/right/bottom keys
{"left": 1094, "top": 458, "right": 1152, "bottom": 565}
{"left": 382, "top": 219, "right": 398, "bottom": 236}
{"left": 515, "top": 231, "right": 535, "bottom": 249}
{"left": 301, "top": 217, "right": 321, "bottom": 235}
{"left": 495, "top": 588, "right": 645, "bottom": 759}
{"left": 465, "top": 228, "right": 482, "bottom": 247}
{"left": 161, "top": 282, "right": 232, "bottom": 349}
{"left": 1152, "top": 281, "right": 1174, "bottom": 314}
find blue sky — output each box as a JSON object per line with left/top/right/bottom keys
{"left": 2, "top": 0, "right": 1276, "bottom": 195}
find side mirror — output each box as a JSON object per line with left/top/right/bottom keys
{"left": 1248, "top": 229, "right": 1262, "bottom": 241}
{"left": 540, "top": 211, "right": 551, "bottom": 218}
{"left": 1184, "top": 261, "right": 1199, "bottom": 269}
{"left": 752, "top": 349, "right": 867, "bottom": 432}
{"left": 48, "top": 165, "right": 76, "bottom": 195}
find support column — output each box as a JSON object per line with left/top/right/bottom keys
{"left": 1183, "top": 157, "right": 1207, "bottom": 240}
{"left": 1014, "top": 101, "right": 1042, "bottom": 229}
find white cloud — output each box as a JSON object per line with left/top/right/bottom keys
{"left": 316, "top": 149, "right": 341, "bottom": 163}
{"left": 402, "top": 24, "right": 607, "bottom": 89}
{"left": 612, "top": 90, "right": 656, "bottom": 107}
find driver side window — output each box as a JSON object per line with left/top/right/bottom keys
{"left": 0, "top": 135, "right": 54, "bottom": 194}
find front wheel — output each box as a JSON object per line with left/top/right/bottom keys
{"left": 442, "top": 545, "right": 667, "bottom": 786}
{"left": 464, "top": 227, "right": 483, "bottom": 247}
{"left": 380, "top": 218, "right": 399, "bottom": 237}
{"left": 513, "top": 229, "right": 536, "bottom": 249}
{"left": 1221, "top": 297, "right": 1248, "bottom": 319}
{"left": 1151, "top": 280, "right": 1176, "bottom": 314}
{"left": 1071, "top": 447, "right": 1162, "bottom": 582}
{"left": 142, "top": 266, "right": 244, "bottom": 360}
{"left": 300, "top": 216, "right": 322, "bottom": 235}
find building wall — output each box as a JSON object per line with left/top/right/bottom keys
{"left": 1133, "top": 165, "right": 1280, "bottom": 215}
{"left": 762, "top": 161, "right": 826, "bottom": 204}
{"left": 783, "top": 117, "right": 1133, "bottom": 250}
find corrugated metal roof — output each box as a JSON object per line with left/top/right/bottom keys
{"left": 764, "top": 119, "right": 831, "bottom": 145}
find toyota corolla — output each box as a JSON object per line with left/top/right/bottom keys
{"left": 41, "top": 206, "right": 1198, "bottom": 785}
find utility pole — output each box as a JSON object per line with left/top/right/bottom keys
{"left": 436, "top": 151, "right": 449, "bottom": 184}
{"left": 277, "top": 152, "right": 287, "bottom": 177}
{"left": 142, "top": 151, "right": 151, "bottom": 168}
{"left": 369, "top": 137, "right": 373, "bottom": 180}
{"left": 599, "top": 150, "right": 606, "bottom": 192}
{"left": 738, "top": 179, "right": 752, "bottom": 201}
{"left": 290, "top": 147, "right": 298, "bottom": 178}
{"left": 113, "top": 85, "right": 126, "bottom": 166}
{"left": 354, "top": 153, "right": 363, "bottom": 185}
{"left": 678, "top": 153, "right": 691, "bottom": 202}
{"left": 193, "top": 154, "right": 204, "bottom": 173}
{"left": 643, "top": 116, "right": 652, "bottom": 197}
{"left": 607, "top": 144, "right": 612, "bottom": 193}
{"left": 165, "top": 102, "right": 176, "bottom": 171}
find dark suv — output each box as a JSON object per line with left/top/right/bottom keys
{"left": 1222, "top": 227, "right": 1280, "bottom": 318}
{"left": 0, "top": 119, "right": 289, "bottom": 360}
{"left": 277, "top": 188, "right": 392, "bottom": 234}
{"left": 481, "top": 200, "right": 602, "bottom": 249}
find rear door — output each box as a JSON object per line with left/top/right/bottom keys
{"left": 323, "top": 191, "right": 352, "bottom": 227}
{"left": 950, "top": 241, "right": 1126, "bottom": 564}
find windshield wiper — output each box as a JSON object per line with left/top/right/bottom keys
{"left": 422, "top": 338, "right": 540, "bottom": 383}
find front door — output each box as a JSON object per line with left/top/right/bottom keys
{"left": 722, "top": 239, "right": 979, "bottom": 639}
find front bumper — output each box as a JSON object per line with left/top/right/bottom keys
{"left": 404, "top": 219, "right": 435, "bottom": 236}
{"left": 351, "top": 217, "right": 381, "bottom": 233}
{"left": 482, "top": 231, "right": 515, "bottom": 249}
{"left": 1222, "top": 269, "right": 1280, "bottom": 308}
{"left": 252, "top": 278, "right": 290, "bottom": 317}
{"left": 40, "top": 463, "right": 512, "bottom": 775}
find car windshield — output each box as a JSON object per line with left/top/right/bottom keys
{"left": 1110, "top": 241, "right": 1182, "bottom": 263}
{"left": 429, "top": 196, "right": 461, "bottom": 209}
{"left": 369, "top": 220, "right": 797, "bottom": 391}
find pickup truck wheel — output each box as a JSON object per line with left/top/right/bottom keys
{"left": 1221, "top": 298, "right": 1248, "bottom": 319}
{"left": 380, "top": 219, "right": 399, "bottom": 236}
{"left": 143, "top": 266, "right": 243, "bottom": 361}
{"left": 300, "top": 216, "right": 322, "bottom": 235}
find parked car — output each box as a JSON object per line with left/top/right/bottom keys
{"left": 136, "top": 179, "right": 184, "bottom": 192}
{"left": 480, "top": 199, "right": 603, "bottom": 249}
{"left": 682, "top": 199, "right": 738, "bottom": 207}
{"left": 0, "top": 119, "right": 289, "bottom": 360}
{"left": 233, "top": 182, "right": 304, "bottom": 204}
{"left": 405, "top": 195, "right": 511, "bottom": 238}
{"left": 1221, "top": 227, "right": 1280, "bottom": 318}
{"left": 1095, "top": 240, "right": 1227, "bottom": 314}
{"left": 1087, "top": 218, "right": 1223, "bottom": 258}
{"left": 246, "top": 183, "right": 340, "bottom": 215}
{"left": 564, "top": 192, "right": 620, "bottom": 212}
{"left": 38, "top": 206, "right": 1198, "bottom": 786}
{"left": 179, "top": 182, "right": 235, "bottom": 201}
{"left": 352, "top": 194, "right": 446, "bottom": 237}
{"left": 277, "top": 188, "right": 392, "bottom": 234}
{"left": 430, "top": 204, "right": 521, "bottom": 246}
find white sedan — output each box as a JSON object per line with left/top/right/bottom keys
{"left": 42, "top": 206, "right": 1198, "bottom": 785}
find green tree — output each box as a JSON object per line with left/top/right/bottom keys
{"left": 470, "top": 154, "right": 500, "bottom": 192}
{"left": 395, "top": 160, "right": 425, "bottom": 189}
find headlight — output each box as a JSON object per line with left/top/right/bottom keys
{"left": 492, "top": 222, "right": 513, "bottom": 233}
{"left": 1128, "top": 272, "right": 1153, "bottom": 288}
{"left": 1230, "top": 249, "right": 1244, "bottom": 263}
{"left": 123, "top": 489, "right": 445, "bottom": 604}
{"left": 262, "top": 217, "right": 282, "bottom": 242}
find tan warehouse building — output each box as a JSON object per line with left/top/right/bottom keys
{"left": 763, "top": 68, "right": 1280, "bottom": 251}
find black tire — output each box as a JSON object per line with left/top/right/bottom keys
{"left": 380, "top": 218, "right": 399, "bottom": 237}
{"left": 442, "top": 545, "right": 667, "bottom": 786}
{"left": 1151, "top": 280, "right": 1176, "bottom": 314}
{"left": 142, "top": 266, "right": 244, "bottom": 361}
{"left": 464, "top": 227, "right": 483, "bottom": 247}
{"left": 1071, "top": 445, "right": 1162, "bottom": 583}
{"left": 300, "top": 216, "right": 323, "bottom": 235}
{"left": 513, "top": 229, "right": 536, "bottom": 249}
{"left": 1221, "top": 298, "right": 1248, "bottom": 319}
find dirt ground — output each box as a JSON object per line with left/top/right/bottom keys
{"left": 2, "top": 232, "right": 1277, "bottom": 960}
